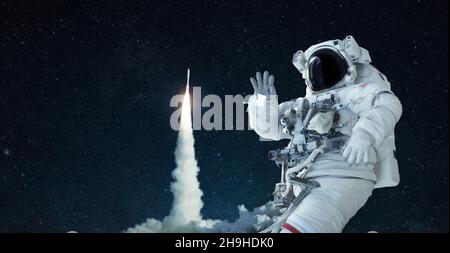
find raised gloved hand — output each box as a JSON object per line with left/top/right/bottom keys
{"left": 342, "top": 129, "right": 375, "bottom": 165}
{"left": 250, "top": 71, "right": 276, "bottom": 96}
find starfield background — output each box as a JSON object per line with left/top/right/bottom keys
{"left": 0, "top": 0, "right": 448, "bottom": 232}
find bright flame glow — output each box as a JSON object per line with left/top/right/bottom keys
{"left": 180, "top": 89, "right": 192, "bottom": 130}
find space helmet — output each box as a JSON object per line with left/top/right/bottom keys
{"left": 292, "top": 35, "right": 372, "bottom": 92}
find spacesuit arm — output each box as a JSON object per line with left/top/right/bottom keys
{"left": 352, "top": 91, "right": 403, "bottom": 146}
{"left": 248, "top": 94, "right": 293, "bottom": 140}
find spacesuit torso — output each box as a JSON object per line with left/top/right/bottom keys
{"left": 304, "top": 64, "right": 401, "bottom": 187}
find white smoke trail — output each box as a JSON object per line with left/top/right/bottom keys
{"left": 127, "top": 70, "right": 280, "bottom": 233}
{"left": 163, "top": 75, "right": 205, "bottom": 231}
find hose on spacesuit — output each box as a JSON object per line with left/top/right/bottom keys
{"left": 282, "top": 144, "right": 326, "bottom": 198}
{"left": 259, "top": 185, "right": 313, "bottom": 233}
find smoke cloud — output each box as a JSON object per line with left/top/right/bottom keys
{"left": 127, "top": 202, "right": 282, "bottom": 233}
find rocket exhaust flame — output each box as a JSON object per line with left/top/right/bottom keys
{"left": 180, "top": 69, "right": 192, "bottom": 130}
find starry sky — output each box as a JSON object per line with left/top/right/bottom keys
{"left": 0, "top": 0, "right": 448, "bottom": 232}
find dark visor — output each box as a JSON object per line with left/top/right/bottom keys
{"left": 308, "top": 49, "right": 348, "bottom": 91}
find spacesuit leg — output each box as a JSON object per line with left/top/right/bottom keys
{"left": 282, "top": 177, "right": 375, "bottom": 233}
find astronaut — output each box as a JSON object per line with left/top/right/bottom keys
{"left": 248, "top": 36, "right": 402, "bottom": 233}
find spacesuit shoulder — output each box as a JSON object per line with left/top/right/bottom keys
{"left": 354, "top": 81, "right": 392, "bottom": 95}
{"left": 353, "top": 65, "right": 392, "bottom": 94}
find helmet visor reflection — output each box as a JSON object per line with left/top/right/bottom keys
{"left": 308, "top": 49, "right": 348, "bottom": 91}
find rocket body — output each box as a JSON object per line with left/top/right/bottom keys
{"left": 186, "top": 68, "right": 190, "bottom": 91}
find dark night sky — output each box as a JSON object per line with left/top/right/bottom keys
{"left": 0, "top": 0, "right": 448, "bottom": 232}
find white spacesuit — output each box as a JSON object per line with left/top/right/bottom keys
{"left": 248, "top": 36, "right": 402, "bottom": 233}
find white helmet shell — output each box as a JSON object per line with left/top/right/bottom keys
{"left": 292, "top": 35, "right": 371, "bottom": 91}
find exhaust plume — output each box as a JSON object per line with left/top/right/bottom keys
{"left": 164, "top": 68, "right": 204, "bottom": 229}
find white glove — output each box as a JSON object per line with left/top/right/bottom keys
{"left": 250, "top": 71, "right": 276, "bottom": 96}
{"left": 342, "top": 129, "right": 375, "bottom": 165}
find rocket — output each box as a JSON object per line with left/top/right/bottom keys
{"left": 186, "top": 68, "right": 190, "bottom": 91}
